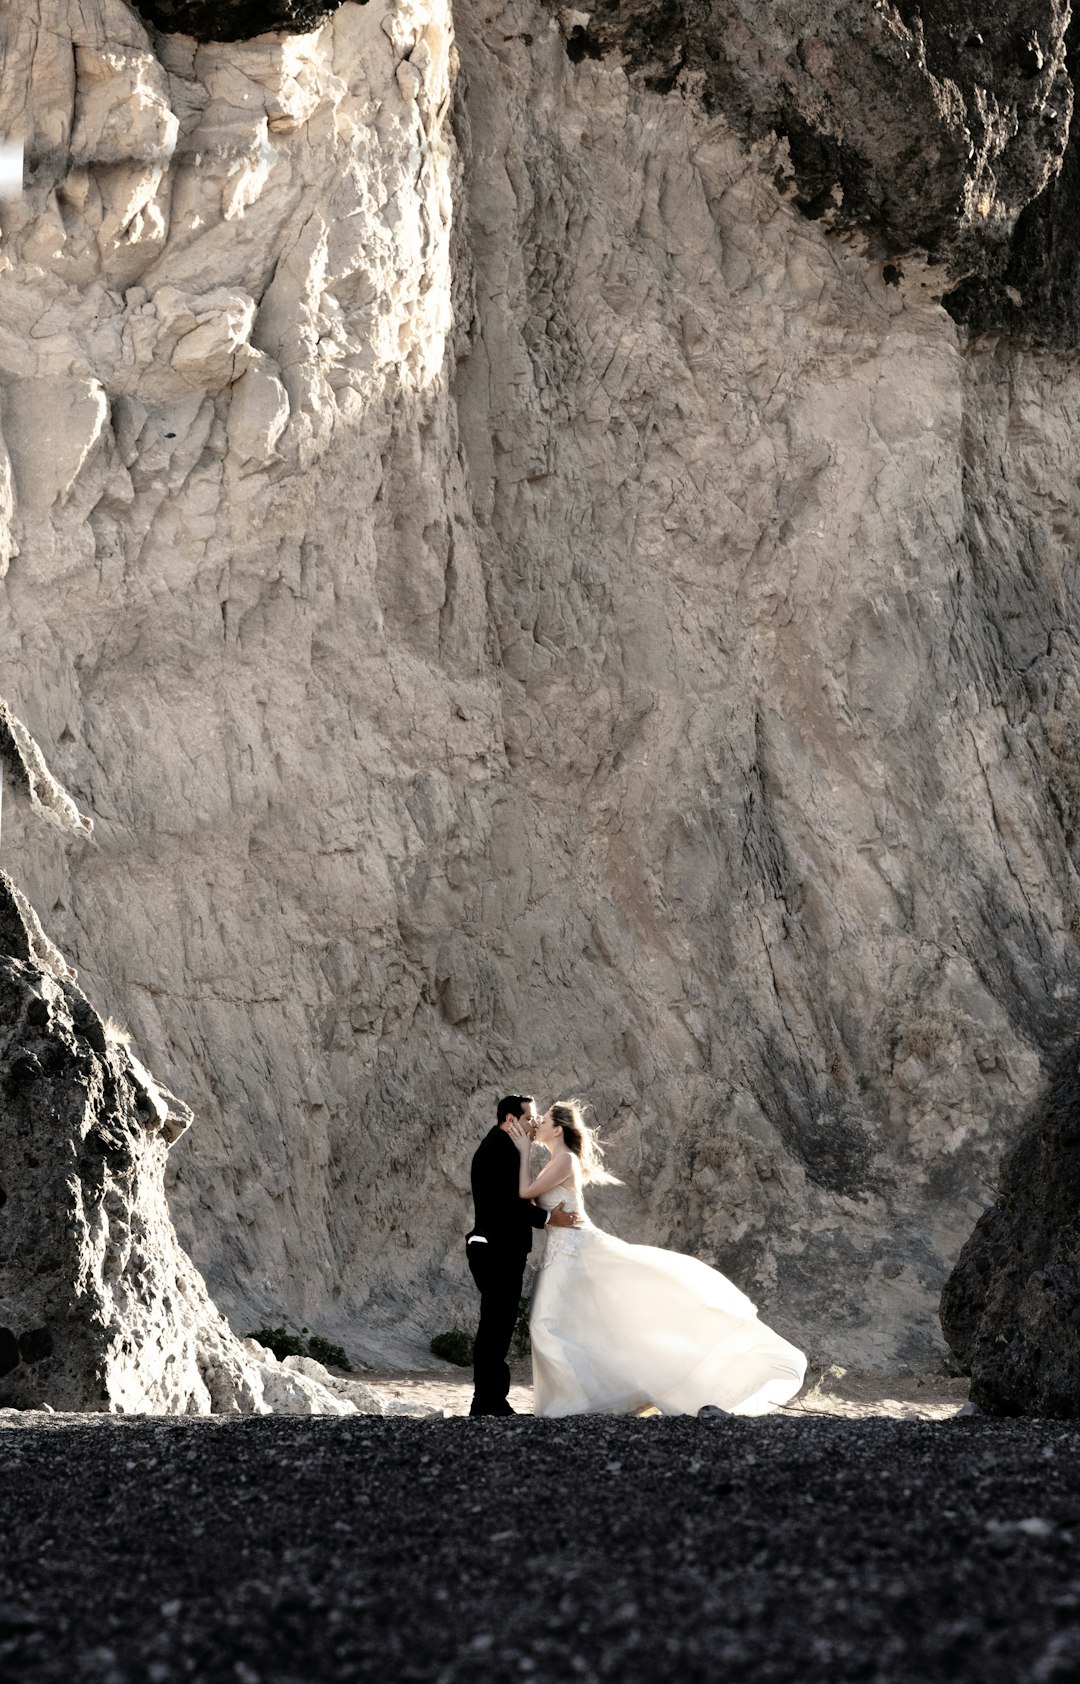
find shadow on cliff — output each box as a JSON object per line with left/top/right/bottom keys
{"left": 131, "top": 0, "right": 351, "bottom": 41}
{"left": 540, "top": 0, "right": 1080, "bottom": 349}
{"left": 942, "top": 1034, "right": 1080, "bottom": 1415}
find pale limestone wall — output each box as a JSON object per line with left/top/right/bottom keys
{"left": 2, "top": 0, "right": 1079, "bottom": 1371}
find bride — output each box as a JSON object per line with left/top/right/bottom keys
{"left": 507, "top": 1100, "right": 806, "bottom": 1417}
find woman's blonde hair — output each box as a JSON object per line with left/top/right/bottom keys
{"left": 550, "top": 1099, "right": 622, "bottom": 1186}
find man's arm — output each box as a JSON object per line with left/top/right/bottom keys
{"left": 526, "top": 1199, "right": 578, "bottom": 1229}
{"left": 503, "top": 1132, "right": 579, "bottom": 1230}
{"left": 471, "top": 1133, "right": 503, "bottom": 1237}
{"left": 500, "top": 1135, "right": 576, "bottom": 1229}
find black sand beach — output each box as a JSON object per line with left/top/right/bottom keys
{"left": 2, "top": 1411, "right": 1077, "bottom": 1682}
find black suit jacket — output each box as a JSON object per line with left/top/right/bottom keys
{"left": 468, "top": 1126, "right": 548, "bottom": 1255}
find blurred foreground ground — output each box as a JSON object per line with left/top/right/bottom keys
{"left": 3, "top": 1381, "right": 1076, "bottom": 1684}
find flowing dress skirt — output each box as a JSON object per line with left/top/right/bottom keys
{"left": 530, "top": 1225, "right": 806, "bottom": 1418}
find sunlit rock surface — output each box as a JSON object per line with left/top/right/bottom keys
{"left": 3, "top": 0, "right": 1080, "bottom": 1372}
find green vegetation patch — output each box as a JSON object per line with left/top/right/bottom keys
{"left": 248, "top": 1326, "right": 353, "bottom": 1371}
{"left": 430, "top": 1298, "right": 531, "bottom": 1368}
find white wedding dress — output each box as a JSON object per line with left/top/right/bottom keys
{"left": 530, "top": 1181, "right": 806, "bottom": 1417}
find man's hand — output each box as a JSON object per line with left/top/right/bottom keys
{"left": 546, "top": 1202, "right": 581, "bottom": 1230}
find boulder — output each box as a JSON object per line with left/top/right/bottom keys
{"left": 941, "top": 1043, "right": 1080, "bottom": 1417}
{"left": 0, "top": 692, "right": 428, "bottom": 1416}
{"left": 0, "top": 863, "right": 440, "bottom": 1414}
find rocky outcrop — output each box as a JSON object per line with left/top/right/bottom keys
{"left": 940, "top": 1044, "right": 1080, "bottom": 1416}
{"left": 546, "top": 3, "right": 1070, "bottom": 278}
{"left": 0, "top": 865, "right": 431, "bottom": 1412}
{"left": 1, "top": 861, "right": 257, "bottom": 1411}
{"left": 0, "top": 699, "right": 95, "bottom": 840}
{"left": 0, "top": 699, "right": 424, "bottom": 1413}
{"left": 4, "top": 0, "right": 1080, "bottom": 1374}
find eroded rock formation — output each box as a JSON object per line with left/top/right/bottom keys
{"left": 0, "top": 701, "right": 421, "bottom": 1412}
{"left": 3, "top": 0, "right": 1080, "bottom": 1373}
{"left": 0, "top": 856, "right": 430, "bottom": 1411}
{"left": 1, "top": 864, "right": 258, "bottom": 1410}
{"left": 543, "top": 2, "right": 1075, "bottom": 321}
{"left": 941, "top": 1043, "right": 1080, "bottom": 1416}
{"left": 133, "top": 0, "right": 1080, "bottom": 346}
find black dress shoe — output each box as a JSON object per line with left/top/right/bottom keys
{"left": 469, "top": 1402, "right": 516, "bottom": 1417}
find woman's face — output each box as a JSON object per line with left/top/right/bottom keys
{"left": 535, "top": 1109, "right": 561, "bottom": 1149}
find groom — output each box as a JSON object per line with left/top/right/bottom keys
{"left": 466, "top": 1093, "right": 578, "bottom": 1417}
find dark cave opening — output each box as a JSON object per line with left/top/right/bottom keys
{"left": 131, "top": 0, "right": 355, "bottom": 43}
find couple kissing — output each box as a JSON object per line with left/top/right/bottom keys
{"left": 465, "top": 1094, "right": 806, "bottom": 1419}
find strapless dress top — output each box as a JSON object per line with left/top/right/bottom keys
{"left": 536, "top": 1182, "right": 590, "bottom": 1265}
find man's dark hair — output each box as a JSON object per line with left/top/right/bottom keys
{"left": 497, "top": 1093, "right": 534, "bottom": 1126}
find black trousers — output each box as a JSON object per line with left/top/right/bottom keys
{"left": 466, "top": 1240, "right": 526, "bottom": 1412}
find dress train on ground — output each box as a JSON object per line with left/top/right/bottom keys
{"left": 530, "top": 1187, "right": 806, "bottom": 1418}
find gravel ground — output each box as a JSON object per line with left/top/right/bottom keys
{"left": 361, "top": 1365, "right": 970, "bottom": 1420}
{"left": 3, "top": 1408, "right": 1079, "bottom": 1683}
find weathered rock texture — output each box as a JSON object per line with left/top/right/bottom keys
{"left": 0, "top": 862, "right": 345, "bottom": 1411}
{"left": 546, "top": 3, "right": 1071, "bottom": 298}
{"left": 4, "top": 0, "right": 1080, "bottom": 1372}
{"left": 0, "top": 864, "right": 433, "bottom": 1413}
{"left": 0, "top": 700, "right": 427, "bottom": 1413}
{"left": 940, "top": 1043, "right": 1080, "bottom": 1416}
{"left": 543, "top": 1, "right": 1080, "bottom": 352}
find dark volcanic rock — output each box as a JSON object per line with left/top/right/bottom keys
{"left": 945, "top": 9, "right": 1080, "bottom": 346}
{"left": 543, "top": 0, "right": 1080, "bottom": 346}
{"left": 941, "top": 1041, "right": 1080, "bottom": 1416}
{"left": 131, "top": 0, "right": 349, "bottom": 41}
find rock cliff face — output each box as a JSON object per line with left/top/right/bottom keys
{"left": 3, "top": 0, "right": 1080, "bottom": 1373}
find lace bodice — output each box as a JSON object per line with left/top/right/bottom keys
{"left": 535, "top": 1180, "right": 589, "bottom": 1266}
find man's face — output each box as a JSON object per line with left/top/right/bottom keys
{"left": 521, "top": 1100, "right": 538, "bottom": 1140}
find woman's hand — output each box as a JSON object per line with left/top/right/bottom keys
{"left": 506, "top": 1119, "right": 532, "bottom": 1153}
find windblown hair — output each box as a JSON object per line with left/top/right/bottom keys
{"left": 550, "top": 1100, "right": 622, "bottom": 1186}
